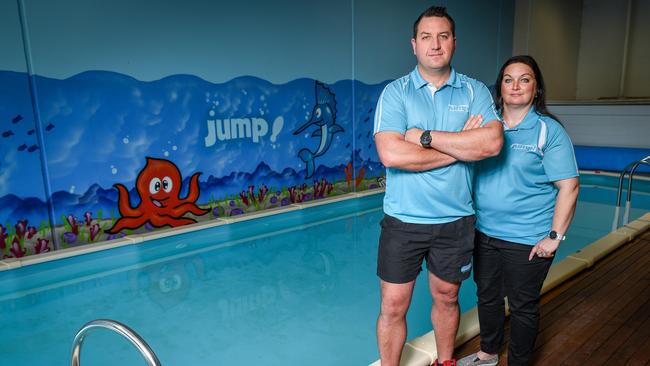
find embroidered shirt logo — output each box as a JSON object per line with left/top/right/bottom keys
{"left": 460, "top": 262, "right": 472, "bottom": 273}
{"left": 448, "top": 104, "right": 469, "bottom": 112}
{"left": 510, "top": 143, "right": 537, "bottom": 152}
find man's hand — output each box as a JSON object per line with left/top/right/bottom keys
{"left": 404, "top": 128, "right": 424, "bottom": 145}
{"left": 462, "top": 114, "right": 483, "bottom": 131}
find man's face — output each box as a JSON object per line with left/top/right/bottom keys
{"left": 411, "top": 16, "right": 456, "bottom": 73}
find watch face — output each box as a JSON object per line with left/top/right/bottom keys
{"left": 549, "top": 231, "right": 558, "bottom": 240}
{"left": 420, "top": 130, "right": 432, "bottom": 147}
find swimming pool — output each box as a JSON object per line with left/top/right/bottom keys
{"left": 0, "top": 173, "right": 648, "bottom": 365}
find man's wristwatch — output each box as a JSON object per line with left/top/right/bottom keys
{"left": 420, "top": 130, "right": 432, "bottom": 148}
{"left": 548, "top": 230, "right": 566, "bottom": 241}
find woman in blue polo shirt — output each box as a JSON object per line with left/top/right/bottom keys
{"left": 459, "top": 55, "right": 579, "bottom": 366}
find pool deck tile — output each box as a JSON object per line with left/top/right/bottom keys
{"left": 625, "top": 219, "right": 650, "bottom": 233}
{"left": 219, "top": 204, "right": 302, "bottom": 223}
{"left": 613, "top": 225, "right": 638, "bottom": 240}
{"left": 568, "top": 230, "right": 630, "bottom": 266}
{"left": 639, "top": 212, "right": 650, "bottom": 222}
{"left": 291, "top": 193, "right": 358, "bottom": 208}
{"left": 0, "top": 258, "right": 20, "bottom": 271}
{"left": 455, "top": 307, "right": 482, "bottom": 346}
{"left": 131, "top": 218, "right": 229, "bottom": 241}
{"left": 355, "top": 188, "right": 385, "bottom": 197}
{"left": 21, "top": 237, "right": 136, "bottom": 267}
{"left": 0, "top": 237, "right": 137, "bottom": 270}
{"left": 368, "top": 342, "right": 434, "bottom": 366}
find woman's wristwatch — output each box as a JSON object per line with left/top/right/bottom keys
{"left": 548, "top": 230, "right": 566, "bottom": 241}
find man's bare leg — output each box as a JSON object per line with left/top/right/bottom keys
{"left": 377, "top": 280, "right": 416, "bottom": 366}
{"left": 429, "top": 272, "right": 461, "bottom": 362}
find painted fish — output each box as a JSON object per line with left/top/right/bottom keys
{"left": 2, "top": 130, "right": 14, "bottom": 138}
{"left": 12, "top": 115, "right": 23, "bottom": 124}
{"left": 18, "top": 144, "right": 27, "bottom": 151}
{"left": 293, "top": 82, "right": 344, "bottom": 179}
{"left": 45, "top": 123, "right": 55, "bottom": 131}
{"left": 28, "top": 145, "right": 39, "bottom": 152}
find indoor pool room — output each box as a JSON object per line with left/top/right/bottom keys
{"left": 1, "top": 1, "right": 649, "bottom": 366}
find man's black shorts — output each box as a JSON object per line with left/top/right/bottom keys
{"left": 377, "top": 214, "right": 475, "bottom": 284}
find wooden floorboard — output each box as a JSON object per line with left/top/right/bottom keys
{"left": 455, "top": 231, "right": 650, "bottom": 365}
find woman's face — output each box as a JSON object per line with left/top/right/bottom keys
{"left": 501, "top": 62, "right": 537, "bottom": 108}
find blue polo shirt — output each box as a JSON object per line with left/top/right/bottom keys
{"left": 474, "top": 107, "right": 579, "bottom": 245}
{"left": 374, "top": 67, "right": 499, "bottom": 224}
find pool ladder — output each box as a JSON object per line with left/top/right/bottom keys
{"left": 71, "top": 319, "right": 161, "bottom": 366}
{"left": 611, "top": 155, "right": 650, "bottom": 231}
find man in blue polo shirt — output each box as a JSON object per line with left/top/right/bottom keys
{"left": 373, "top": 6, "right": 503, "bottom": 366}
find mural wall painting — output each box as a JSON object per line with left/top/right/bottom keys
{"left": 0, "top": 71, "right": 387, "bottom": 257}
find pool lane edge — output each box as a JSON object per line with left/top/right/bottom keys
{"left": 0, "top": 188, "right": 386, "bottom": 272}
{"left": 368, "top": 212, "right": 650, "bottom": 366}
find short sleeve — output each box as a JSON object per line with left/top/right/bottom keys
{"left": 542, "top": 123, "right": 579, "bottom": 182}
{"left": 373, "top": 82, "right": 407, "bottom": 135}
{"left": 469, "top": 82, "right": 500, "bottom": 126}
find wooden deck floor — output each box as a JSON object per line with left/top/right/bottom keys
{"left": 455, "top": 229, "right": 650, "bottom": 365}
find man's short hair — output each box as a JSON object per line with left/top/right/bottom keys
{"left": 412, "top": 6, "right": 456, "bottom": 39}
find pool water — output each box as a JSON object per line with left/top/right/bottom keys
{"left": 0, "top": 174, "right": 648, "bottom": 365}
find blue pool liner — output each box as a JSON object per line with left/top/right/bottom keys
{"left": 575, "top": 146, "right": 650, "bottom": 173}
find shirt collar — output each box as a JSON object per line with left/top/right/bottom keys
{"left": 506, "top": 106, "right": 539, "bottom": 131}
{"left": 410, "top": 66, "right": 461, "bottom": 90}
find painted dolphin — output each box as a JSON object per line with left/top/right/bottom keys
{"left": 293, "top": 81, "right": 344, "bottom": 179}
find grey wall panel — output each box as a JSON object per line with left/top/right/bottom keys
{"left": 550, "top": 104, "right": 650, "bottom": 148}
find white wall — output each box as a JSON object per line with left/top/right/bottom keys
{"left": 550, "top": 104, "right": 650, "bottom": 148}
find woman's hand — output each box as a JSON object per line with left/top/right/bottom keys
{"left": 529, "top": 237, "right": 560, "bottom": 261}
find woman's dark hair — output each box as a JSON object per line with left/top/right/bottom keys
{"left": 495, "top": 55, "right": 561, "bottom": 122}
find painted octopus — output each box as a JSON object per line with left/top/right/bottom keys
{"left": 107, "top": 157, "right": 209, "bottom": 234}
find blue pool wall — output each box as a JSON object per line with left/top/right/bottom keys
{"left": 574, "top": 146, "right": 650, "bottom": 173}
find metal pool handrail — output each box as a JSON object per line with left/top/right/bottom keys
{"left": 611, "top": 155, "right": 650, "bottom": 231}
{"left": 71, "top": 319, "right": 161, "bottom": 366}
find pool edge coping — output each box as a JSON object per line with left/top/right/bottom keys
{"left": 368, "top": 211, "right": 650, "bottom": 366}
{"left": 0, "top": 188, "right": 386, "bottom": 272}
